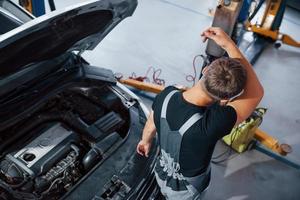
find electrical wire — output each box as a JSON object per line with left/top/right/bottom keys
{"left": 152, "top": 67, "right": 165, "bottom": 85}
{"left": 186, "top": 55, "right": 204, "bottom": 86}
{"left": 116, "top": 66, "right": 165, "bottom": 86}
{"left": 115, "top": 54, "right": 208, "bottom": 87}
{"left": 38, "top": 170, "right": 67, "bottom": 200}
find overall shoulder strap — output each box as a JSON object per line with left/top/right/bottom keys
{"left": 161, "top": 90, "right": 178, "bottom": 119}
{"left": 179, "top": 113, "right": 203, "bottom": 136}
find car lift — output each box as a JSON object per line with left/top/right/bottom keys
{"left": 239, "top": 0, "right": 300, "bottom": 64}
{"left": 118, "top": 0, "right": 300, "bottom": 169}
{"left": 245, "top": 0, "right": 300, "bottom": 48}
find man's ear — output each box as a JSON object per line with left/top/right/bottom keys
{"left": 202, "top": 66, "right": 208, "bottom": 75}
{"left": 219, "top": 99, "right": 230, "bottom": 106}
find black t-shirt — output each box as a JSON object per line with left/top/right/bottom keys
{"left": 152, "top": 86, "right": 237, "bottom": 177}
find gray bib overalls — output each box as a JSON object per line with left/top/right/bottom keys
{"left": 154, "top": 90, "right": 211, "bottom": 200}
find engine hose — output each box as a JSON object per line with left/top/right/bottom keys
{"left": 35, "top": 149, "right": 79, "bottom": 194}
{"left": 0, "top": 179, "right": 15, "bottom": 198}
{"left": 71, "top": 144, "right": 80, "bottom": 157}
{"left": 0, "top": 112, "right": 89, "bottom": 154}
{"left": 0, "top": 179, "right": 38, "bottom": 200}
{"left": 82, "top": 148, "right": 101, "bottom": 171}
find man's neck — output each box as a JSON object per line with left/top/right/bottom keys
{"left": 182, "top": 81, "right": 215, "bottom": 107}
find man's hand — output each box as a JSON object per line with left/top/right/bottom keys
{"left": 201, "top": 27, "right": 234, "bottom": 50}
{"left": 136, "top": 111, "right": 156, "bottom": 157}
{"left": 136, "top": 140, "right": 152, "bottom": 157}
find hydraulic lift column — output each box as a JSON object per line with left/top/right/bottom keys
{"left": 19, "top": 0, "right": 45, "bottom": 17}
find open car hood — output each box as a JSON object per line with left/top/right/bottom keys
{"left": 0, "top": 0, "right": 137, "bottom": 77}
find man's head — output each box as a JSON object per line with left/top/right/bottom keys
{"left": 201, "top": 57, "right": 247, "bottom": 101}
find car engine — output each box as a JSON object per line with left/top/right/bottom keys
{"left": 0, "top": 86, "right": 129, "bottom": 200}
{"left": 0, "top": 123, "right": 81, "bottom": 196}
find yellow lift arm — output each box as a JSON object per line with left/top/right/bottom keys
{"left": 246, "top": 0, "right": 300, "bottom": 48}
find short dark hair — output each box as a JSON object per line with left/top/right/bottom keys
{"left": 203, "top": 57, "right": 247, "bottom": 100}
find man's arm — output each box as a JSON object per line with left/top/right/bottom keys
{"left": 202, "top": 27, "right": 264, "bottom": 125}
{"left": 136, "top": 111, "right": 156, "bottom": 157}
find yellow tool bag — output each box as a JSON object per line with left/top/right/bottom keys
{"left": 222, "top": 108, "right": 267, "bottom": 153}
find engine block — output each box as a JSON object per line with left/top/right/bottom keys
{"left": 4, "top": 123, "right": 79, "bottom": 178}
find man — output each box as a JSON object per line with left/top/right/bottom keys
{"left": 136, "top": 27, "right": 264, "bottom": 199}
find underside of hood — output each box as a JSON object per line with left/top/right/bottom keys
{"left": 0, "top": 0, "right": 137, "bottom": 77}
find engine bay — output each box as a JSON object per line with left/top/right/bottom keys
{"left": 0, "top": 84, "right": 134, "bottom": 199}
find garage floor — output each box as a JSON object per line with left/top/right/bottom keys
{"left": 53, "top": 0, "right": 300, "bottom": 199}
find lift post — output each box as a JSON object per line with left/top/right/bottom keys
{"left": 246, "top": 0, "right": 300, "bottom": 48}
{"left": 19, "top": 0, "right": 45, "bottom": 17}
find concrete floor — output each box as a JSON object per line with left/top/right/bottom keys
{"left": 51, "top": 0, "right": 300, "bottom": 199}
